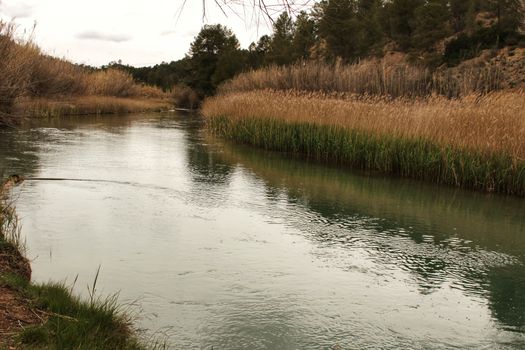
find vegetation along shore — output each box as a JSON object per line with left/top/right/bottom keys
{"left": 0, "top": 22, "right": 177, "bottom": 126}
{"left": 203, "top": 63, "right": 525, "bottom": 196}
{"left": 200, "top": 0, "right": 525, "bottom": 196}
{"left": 0, "top": 181, "right": 156, "bottom": 349}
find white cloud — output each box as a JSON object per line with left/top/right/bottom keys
{"left": 0, "top": 0, "right": 36, "bottom": 18}
{"left": 76, "top": 31, "right": 132, "bottom": 43}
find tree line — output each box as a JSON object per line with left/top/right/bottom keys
{"left": 110, "top": 0, "right": 524, "bottom": 97}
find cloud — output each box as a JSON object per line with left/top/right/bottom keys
{"left": 160, "top": 29, "right": 176, "bottom": 36}
{"left": 0, "top": 1, "right": 36, "bottom": 18}
{"left": 160, "top": 29, "right": 196, "bottom": 38}
{"left": 76, "top": 30, "right": 131, "bottom": 43}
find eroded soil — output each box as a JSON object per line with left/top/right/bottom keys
{"left": 0, "top": 245, "right": 42, "bottom": 349}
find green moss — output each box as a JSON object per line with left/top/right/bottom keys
{"left": 208, "top": 115, "right": 525, "bottom": 196}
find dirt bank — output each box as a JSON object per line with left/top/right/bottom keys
{"left": 0, "top": 242, "right": 42, "bottom": 348}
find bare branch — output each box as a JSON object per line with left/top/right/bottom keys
{"left": 178, "top": 0, "right": 314, "bottom": 23}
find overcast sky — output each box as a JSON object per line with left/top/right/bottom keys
{"left": 0, "top": 0, "right": 288, "bottom": 67}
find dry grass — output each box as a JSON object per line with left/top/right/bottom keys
{"left": 0, "top": 21, "right": 169, "bottom": 123}
{"left": 17, "top": 96, "right": 172, "bottom": 118}
{"left": 219, "top": 60, "right": 503, "bottom": 98}
{"left": 203, "top": 90, "right": 525, "bottom": 194}
{"left": 0, "top": 22, "right": 34, "bottom": 123}
{"left": 203, "top": 90, "right": 525, "bottom": 160}
{"left": 28, "top": 54, "right": 89, "bottom": 97}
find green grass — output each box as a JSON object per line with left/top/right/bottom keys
{"left": 207, "top": 115, "right": 525, "bottom": 196}
{"left": 0, "top": 273, "right": 145, "bottom": 350}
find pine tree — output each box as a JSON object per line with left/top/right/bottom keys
{"left": 480, "top": 0, "right": 524, "bottom": 33}
{"left": 356, "top": 0, "right": 384, "bottom": 55}
{"left": 292, "top": 11, "right": 318, "bottom": 60}
{"left": 315, "top": 0, "right": 362, "bottom": 61}
{"left": 384, "top": 0, "right": 425, "bottom": 50}
{"left": 267, "top": 12, "right": 296, "bottom": 65}
{"left": 412, "top": 0, "right": 452, "bottom": 51}
{"left": 187, "top": 24, "right": 240, "bottom": 95}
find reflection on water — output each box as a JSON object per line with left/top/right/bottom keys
{"left": 0, "top": 113, "right": 524, "bottom": 349}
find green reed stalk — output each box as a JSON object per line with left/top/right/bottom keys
{"left": 207, "top": 115, "right": 525, "bottom": 196}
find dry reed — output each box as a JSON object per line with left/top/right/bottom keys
{"left": 203, "top": 90, "right": 525, "bottom": 195}
{"left": 219, "top": 60, "right": 503, "bottom": 98}
{"left": 0, "top": 21, "right": 168, "bottom": 123}
{"left": 17, "top": 96, "right": 172, "bottom": 118}
{"left": 204, "top": 91, "right": 525, "bottom": 160}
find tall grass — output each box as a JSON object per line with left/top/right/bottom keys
{"left": 0, "top": 183, "right": 24, "bottom": 254}
{"left": 11, "top": 277, "right": 145, "bottom": 349}
{"left": 0, "top": 22, "right": 34, "bottom": 123}
{"left": 0, "top": 21, "right": 168, "bottom": 124}
{"left": 0, "top": 271, "right": 155, "bottom": 349}
{"left": 203, "top": 91, "right": 525, "bottom": 195}
{"left": 219, "top": 60, "right": 503, "bottom": 98}
{"left": 18, "top": 96, "right": 172, "bottom": 118}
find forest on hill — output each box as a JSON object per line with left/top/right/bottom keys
{"left": 110, "top": 0, "right": 525, "bottom": 97}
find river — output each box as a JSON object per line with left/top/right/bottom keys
{"left": 1, "top": 113, "right": 524, "bottom": 349}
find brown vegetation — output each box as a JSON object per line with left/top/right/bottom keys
{"left": 219, "top": 60, "right": 503, "bottom": 98}
{"left": 204, "top": 90, "right": 525, "bottom": 160}
{"left": 0, "top": 21, "right": 170, "bottom": 124}
{"left": 17, "top": 96, "right": 173, "bottom": 118}
{"left": 170, "top": 85, "right": 200, "bottom": 109}
{"left": 203, "top": 90, "right": 525, "bottom": 195}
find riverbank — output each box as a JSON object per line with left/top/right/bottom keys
{"left": 0, "top": 186, "right": 148, "bottom": 349}
{"left": 203, "top": 90, "right": 525, "bottom": 196}
{"left": 15, "top": 96, "right": 173, "bottom": 119}
{"left": 0, "top": 21, "right": 174, "bottom": 126}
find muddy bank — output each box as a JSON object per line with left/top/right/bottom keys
{"left": 0, "top": 237, "right": 42, "bottom": 348}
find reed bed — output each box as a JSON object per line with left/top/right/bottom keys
{"left": 219, "top": 61, "right": 503, "bottom": 98}
{"left": 17, "top": 96, "right": 172, "bottom": 118}
{"left": 203, "top": 90, "right": 525, "bottom": 195}
{"left": 0, "top": 21, "right": 168, "bottom": 124}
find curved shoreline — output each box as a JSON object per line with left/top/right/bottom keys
{"left": 0, "top": 187, "right": 148, "bottom": 349}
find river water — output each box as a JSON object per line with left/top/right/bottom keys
{"left": 1, "top": 113, "right": 524, "bottom": 349}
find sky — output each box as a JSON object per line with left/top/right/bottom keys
{"left": 0, "top": 0, "right": 292, "bottom": 67}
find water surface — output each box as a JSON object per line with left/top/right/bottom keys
{"left": 1, "top": 113, "right": 524, "bottom": 349}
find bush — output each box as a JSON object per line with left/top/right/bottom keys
{"left": 171, "top": 85, "right": 200, "bottom": 109}
{"left": 445, "top": 26, "right": 525, "bottom": 66}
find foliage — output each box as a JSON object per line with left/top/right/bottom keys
{"left": 266, "top": 12, "right": 296, "bottom": 65}
{"left": 292, "top": 11, "right": 318, "bottom": 60}
{"left": 4, "top": 0, "right": 524, "bottom": 112}
{"left": 443, "top": 26, "right": 519, "bottom": 65}
{"left": 484, "top": 0, "right": 525, "bottom": 34}
{"left": 111, "top": 0, "right": 524, "bottom": 98}
{"left": 186, "top": 24, "right": 241, "bottom": 96}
